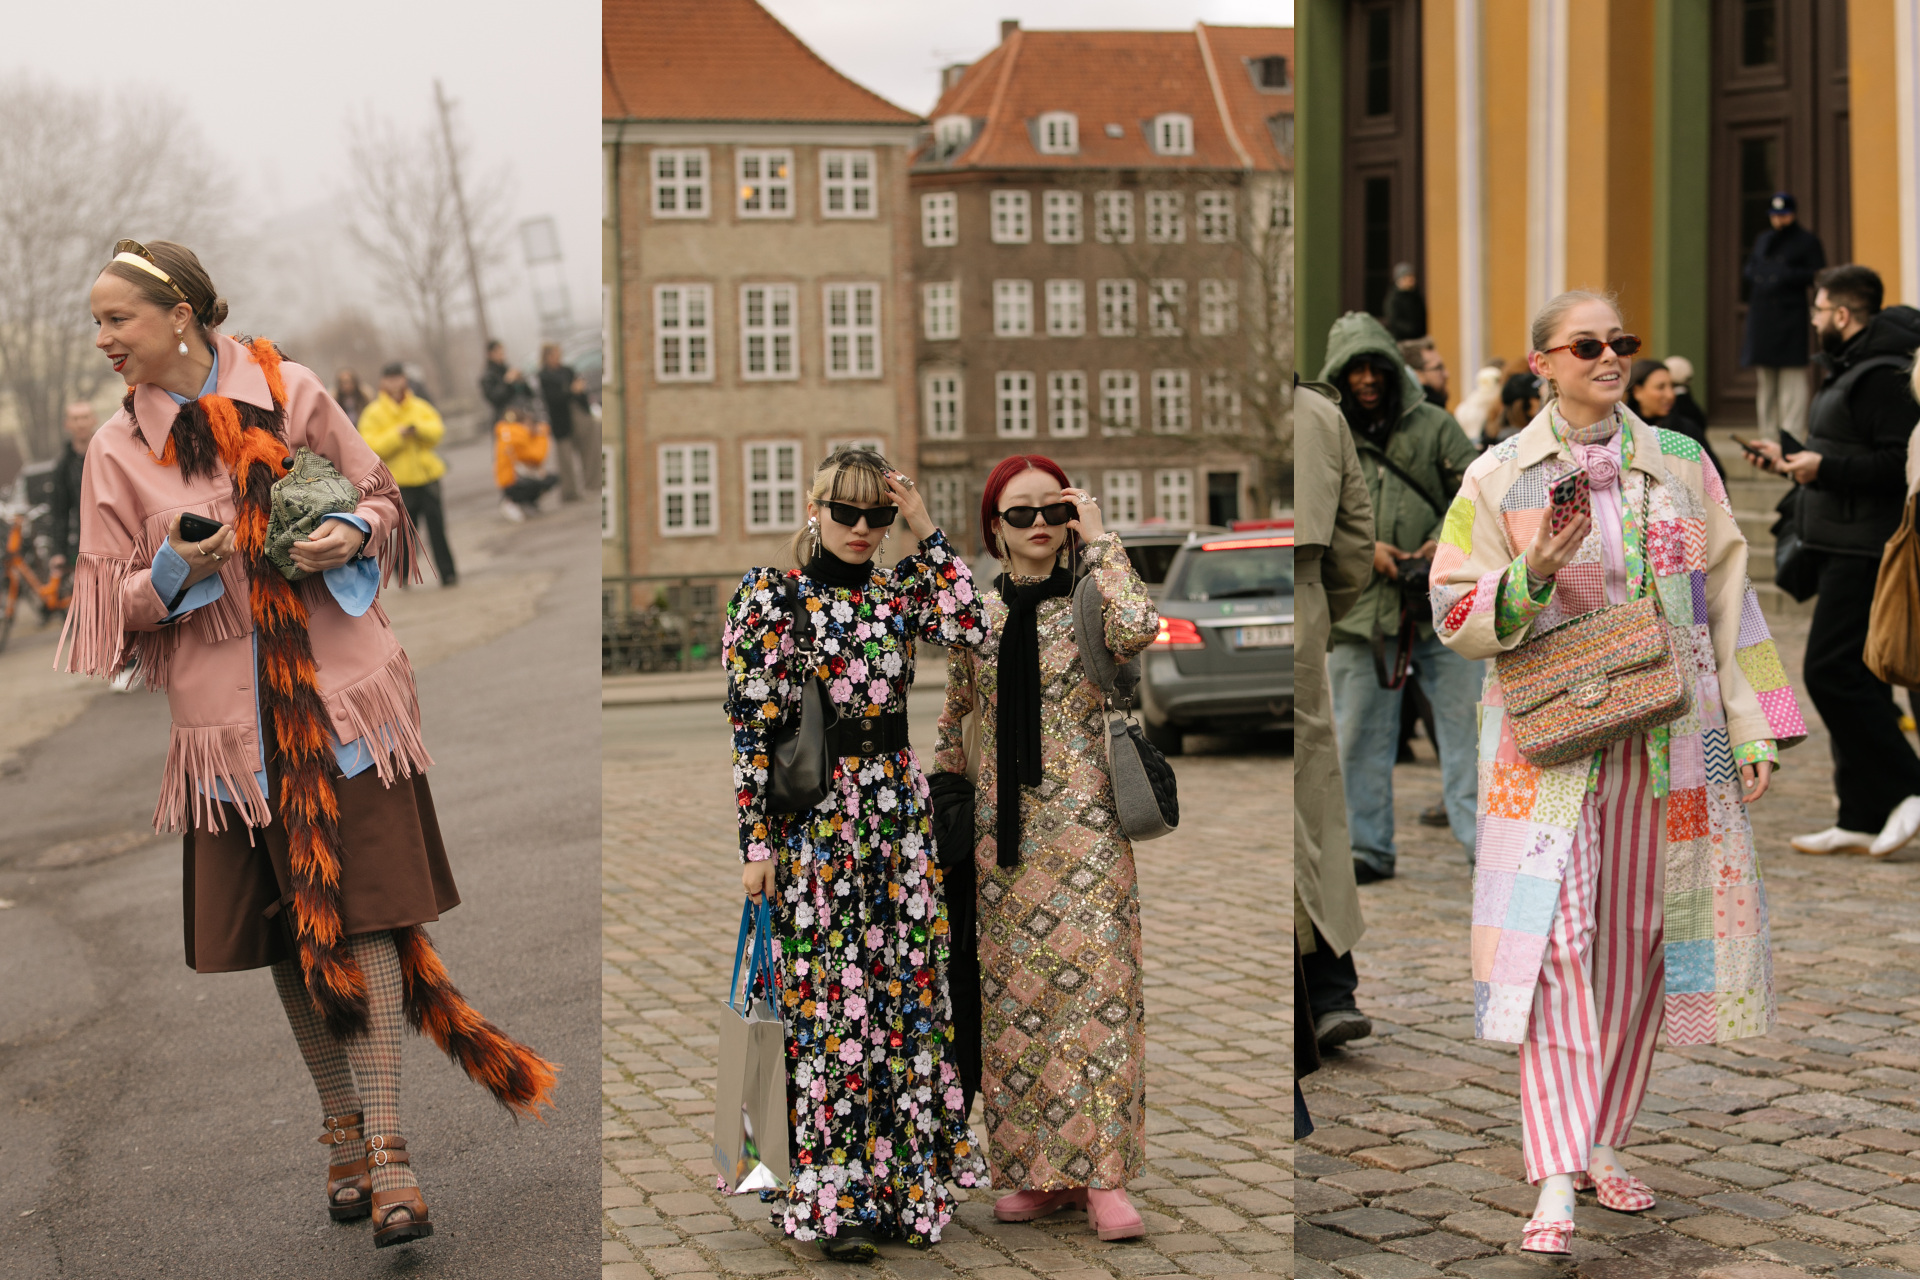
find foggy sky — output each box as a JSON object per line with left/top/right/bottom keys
{"left": 759, "top": 0, "right": 1296, "bottom": 117}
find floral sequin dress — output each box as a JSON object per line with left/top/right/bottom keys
{"left": 723, "top": 531, "right": 990, "bottom": 1245}
{"left": 932, "top": 532, "right": 1159, "bottom": 1191}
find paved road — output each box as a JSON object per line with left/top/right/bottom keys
{"left": 1298, "top": 608, "right": 1920, "bottom": 1278}
{"left": 601, "top": 682, "right": 1291, "bottom": 1279}
{"left": 0, "top": 437, "right": 601, "bottom": 1278}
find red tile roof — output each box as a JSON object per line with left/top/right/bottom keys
{"left": 604, "top": 0, "right": 919, "bottom": 125}
{"left": 920, "top": 24, "right": 1292, "bottom": 172}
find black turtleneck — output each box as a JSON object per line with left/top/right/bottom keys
{"left": 805, "top": 548, "right": 876, "bottom": 588}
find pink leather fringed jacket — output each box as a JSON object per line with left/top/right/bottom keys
{"left": 58, "top": 334, "right": 431, "bottom": 833}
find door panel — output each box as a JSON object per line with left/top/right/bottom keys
{"left": 1341, "top": 0, "right": 1422, "bottom": 322}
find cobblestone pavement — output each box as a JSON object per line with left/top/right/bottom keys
{"left": 602, "top": 692, "right": 1291, "bottom": 1279}
{"left": 1298, "top": 608, "right": 1920, "bottom": 1278}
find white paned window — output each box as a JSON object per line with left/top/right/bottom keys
{"left": 1152, "top": 369, "right": 1191, "bottom": 434}
{"left": 820, "top": 150, "right": 876, "bottom": 217}
{"left": 1043, "top": 191, "right": 1083, "bottom": 243}
{"left": 996, "top": 372, "right": 1036, "bottom": 437}
{"left": 1048, "top": 372, "right": 1088, "bottom": 437}
{"left": 1198, "top": 190, "right": 1235, "bottom": 242}
{"left": 1200, "top": 279, "right": 1238, "bottom": 336}
{"left": 924, "top": 370, "right": 963, "bottom": 438}
{"left": 991, "top": 190, "right": 1031, "bottom": 243}
{"left": 744, "top": 441, "right": 803, "bottom": 530}
{"left": 659, "top": 444, "right": 717, "bottom": 535}
{"left": 1155, "top": 469, "right": 1194, "bottom": 523}
{"left": 921, "top": 192, "right": 958, "bottom": 246}
{"left": 1100, "top": 370, "right": 1139, "bottom": 435}
{"left": 993, "top": 279, "right": 1033, "bottom": 337}
{"left": 823, "top": 283, "right": 882, "bottom": 377}
{"left": 1149, "top": 279, "right": 1185, "bottom": 336}
{"left": 1095, "top": 191, "right": 1133, "bottom": 243}
{"left": 1203, "top": 370, "right": 1242, "bottom": 432}
{"left": 653, "top": 285, "right": 712, "bottom": 381}
{"left": 1097, "top": 279, "right": 1137, "bottom": 336}
{"left": 1037, "top": 112, "right": 1078, "bottom": 154}
{"left": 1153, "top": 113, "right": 1194, "bottom": 155}
{"left": 740, "top": 284, "right": 797, "bottom": 380}
{"left": 1045, "top": 279, "right": 1085, "bottom": 336}
{"left": 737, "top": 149, "right": 793, "bottom": 217}
{"left": 1103, "top": 470, "right": 1142, "bottom": 525}
{"left": 652, "top": 150, "right": 708, "bottom": 217}
{"left": 601, "top": 443, "right": 615, "bottom": 539}
{"left": 1146, "top": 191, "right": 1186, "bottom": 243}
{"left": 929, "top": 475, "right": 965, "bottom": 539}
{"left": 922, "top": 281, "right": 959, "bottom": 340}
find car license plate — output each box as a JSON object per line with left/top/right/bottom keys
{"left": 1236, "top": 625, "right": 1291, "bottom": 649}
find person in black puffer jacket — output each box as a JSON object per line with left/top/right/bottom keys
{"left": 1746, "top": 264, "right": 1920, "bottom": 858}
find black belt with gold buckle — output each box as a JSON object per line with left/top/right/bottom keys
{"left": 829, "top": 711, "right": 910, "bottom": 758}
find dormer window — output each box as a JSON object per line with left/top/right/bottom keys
{"left": 1037, "top": 111, "right": 1078, "bottom": 154}
{"left": 1153, "top": 113, "right": 1193, "bottom": 156}
{"left": 934, "top": 115, "right": 973, "bottom": 160}
{"left": 1104, "top": 123, "right": 1124, "bottom": 138}
{"left": 1250, "top": 55, "right": 1290, "bottom": 90}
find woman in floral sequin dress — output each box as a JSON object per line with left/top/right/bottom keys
{"left": 933, "top": 455, "right": 1158, "bottom": 1241}
{"left": 723, "top": 451, "right": 990, "bottom": 1261}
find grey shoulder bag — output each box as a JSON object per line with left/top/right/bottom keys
{"left": 1070, "top": 573, "right": 1179, "bottom": 841}
{"left": 766, "top": 577, "right": 839, "bottom": 813}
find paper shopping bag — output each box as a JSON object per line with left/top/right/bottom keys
{"left": 713, "top": 899, "right": 790, "bottom": 1195}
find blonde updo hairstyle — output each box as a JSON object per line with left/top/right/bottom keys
{"left": 1529, "top": 289, "right": 1624, "bottom": 404}
{"left": 787, "top": 448, "right": 895, "bottom": 569}
{"left": 100, "top": 239, "right": 229, "bottom": 336}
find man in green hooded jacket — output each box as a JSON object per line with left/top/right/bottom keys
{"left": 1318, "top": 312, "right": 1482, "bottom": 882}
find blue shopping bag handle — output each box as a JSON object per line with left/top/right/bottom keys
{"left": 728, "top": 896, "right": 778, "bottom": 1014}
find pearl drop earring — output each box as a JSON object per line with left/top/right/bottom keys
{"left": 176, "top": 329, "right": 188, "bottom": 356}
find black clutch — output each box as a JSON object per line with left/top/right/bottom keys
{"left": 927, "top": 771, "right": 975, "bottom": 869}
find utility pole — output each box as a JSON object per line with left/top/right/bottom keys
{"left": 435, "top": 79, "right": 491, "bottom": 346}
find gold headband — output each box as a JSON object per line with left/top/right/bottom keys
{"left": 110, "top": 251, "right": 188, "bottom": 302}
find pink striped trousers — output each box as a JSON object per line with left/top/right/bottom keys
{"left": 1519, "top": 736, "right": 1666, "bottom": 1183}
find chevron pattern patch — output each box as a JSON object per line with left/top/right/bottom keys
{"left": 1703, "top": 731, "right": 1736, "bottom": 786}
{"left": 1665, "top": 991, "right": 1718, "bottom": 1045}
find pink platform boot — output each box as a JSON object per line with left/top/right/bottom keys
{"left": 1086, "top": 1188, "right": 1144, "bottom": 1241}
{"left": 993, "top": 1187, "right": 1087, "bottom": 1222}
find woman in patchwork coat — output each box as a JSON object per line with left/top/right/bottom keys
{"left": 1430, "top": 292, "right": 1808, "bottom": 1256}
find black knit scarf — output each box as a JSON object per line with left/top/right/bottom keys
{"left": 995, "top": 565, "right": 1073, "bottom": 867}
{"left": 804, "top": 548, "right": 876, "bottom": 588}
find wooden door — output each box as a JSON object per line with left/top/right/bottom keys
{"left": 1707, "top": 0, "right": 1849, "bottom": 421}
{"left": 1341, "top": 0, "right": 1423, "bottom": 323}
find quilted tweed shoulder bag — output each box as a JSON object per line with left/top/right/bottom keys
{"left": 1493, "top": 475, "right": 1691, "bottom": 767}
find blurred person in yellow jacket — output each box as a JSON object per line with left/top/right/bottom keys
{"left": 493, "top": 393, "right": 560, "bottom": 522}
{"left": 357, "top": 362, "right": 458, "bottom": 585}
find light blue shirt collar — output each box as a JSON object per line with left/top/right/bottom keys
{"left": 165, "top": 342, "right": 219, "bottom": 405}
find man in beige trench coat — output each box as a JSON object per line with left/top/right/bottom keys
{"left": 1293, "top": 378, "right": 1378, "bottom": 1051}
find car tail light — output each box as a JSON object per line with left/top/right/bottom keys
{"left": 1153, "top": 617, "right": 1205, "bottom": 648}
{"left": 1199, "top": 536, "right": 1293, "bottom": 551}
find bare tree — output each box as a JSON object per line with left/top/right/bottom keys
{"left": 345, "top": 99, "right": 508, "bottom": 417}
{"left": 0, "top": 77, "right": 228, "bottom": 460}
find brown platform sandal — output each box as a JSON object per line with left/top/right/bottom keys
{"left": 320, "top": 1112, "right": 371, "bottom": 1222}
{"left": 367, "top": 1135, "right": 434, "bottom": 1249}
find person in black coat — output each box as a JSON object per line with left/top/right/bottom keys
{"left": 1742, "top": 193, "right": 1827, "bottom": 442}
{"left": 47, "top": 401, "right": 98, "bottom": 570}
{"left": 537, "top": 342, "right": 588, "bottom": 504}
{"left": 1745, "top": 265, "right": 1920, "bottom": 858}
{"left": 1380, "top": 263, "right": 1427, "bottom": 341}
{"left": 478, "top": 339, "right": 523, "bottom": 424}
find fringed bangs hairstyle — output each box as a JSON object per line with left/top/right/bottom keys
{"left": 980, "top": 454, "right": 1072, "bottom": 559}
{"left": 786, "top": 448, "right": 895, "bottom": 568}
{"left": 1529, "top": 289, "right": 1624, "bottom": 403}
{"left": 100, "top": 239, "right": 229, "bottom": 332}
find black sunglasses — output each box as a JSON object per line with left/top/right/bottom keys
{"left": 999, "top": 502, "right": 1077, "bottom": 529}
{"left": 1540, "top": 334, "right": 1642, "bottom": 361}
{"left": 826, "top": 501, "right": 897, "bottom": 528}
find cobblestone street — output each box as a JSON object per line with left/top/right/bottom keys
{"left": 601, "top": 687, "right": 1290, "bottom": 1280}
{"left": 1299, "top": 607, "right": 1920, "bottom": 1278}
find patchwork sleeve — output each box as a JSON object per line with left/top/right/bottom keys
{"left": 1698, "top": 457, "right": 1808, "bottom": 753}
{"left": 1430, "top": 459, "right": 1546, "bottom": 660}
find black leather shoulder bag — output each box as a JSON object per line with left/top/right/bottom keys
{"left": 767, "top": 576, "right": 838, "bottom": 813}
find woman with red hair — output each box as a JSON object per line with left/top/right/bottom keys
{"left": 932, "top": 454, "right": 1158, "bottom": 1240}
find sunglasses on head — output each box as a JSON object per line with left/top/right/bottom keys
{"left": 1541, "top": 334, "right": 1642, "bottom": 361}
{"left": 999, "top": 502, "right": 1078, "bottom": 529}
{"left": 825, "top": 500, "right": 898, "bottom": 528}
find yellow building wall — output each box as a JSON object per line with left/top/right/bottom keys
{"left": 1850, "top": 0, "right": 1904, "bottom": 304}
{"left": 1483, "top": 0, "right": 1532, "bottom": 363}
{"left": 1562, "top": 1, "right": 1653, "bottom": 334}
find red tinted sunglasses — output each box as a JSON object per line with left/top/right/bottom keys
{"left": 1540, "top": 335, "right": 1642, "bottom": 361}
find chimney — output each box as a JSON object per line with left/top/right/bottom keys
{"left": 941, "top": 63, "right": 970, "bottom": 93}
{"left": 1001, "top": 18, "right": 1019, "bottom": 41}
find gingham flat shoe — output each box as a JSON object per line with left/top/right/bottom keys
{"left": 1521, "top": 1215, "right": 1574, "bottom": 1255}
{"left": 1573, "top": 1170, "right": 1656, "bottom": 1212}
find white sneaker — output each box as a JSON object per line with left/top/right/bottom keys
{"left": 499, "top": 499, "right": 525, "bottom": 523}
{"left": 1871, "top": 796, "right": 1920, "bottom": 856}
{"left": 1790, "top": 826, "right": 1878, "bottom": 856}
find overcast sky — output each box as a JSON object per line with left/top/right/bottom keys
{"left": 2, "top": 0, "right": 597, "bottom": 358}
{"left": 759, "top": 0, "right": 1295, "bottom": 116}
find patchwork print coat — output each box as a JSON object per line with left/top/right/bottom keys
{"left": 1430, "top": 409, "right": 1808, "bottom": 1046}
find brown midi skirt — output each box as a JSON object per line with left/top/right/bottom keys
{"left": 181, "top": 764, "right": 461, "bottom": 973}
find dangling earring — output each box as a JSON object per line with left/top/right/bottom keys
{"left": 807, "top": 516, "right": 821, "bottom": 558}
{"left": 176, "top": 329, "right": 188, "bottom": 357}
